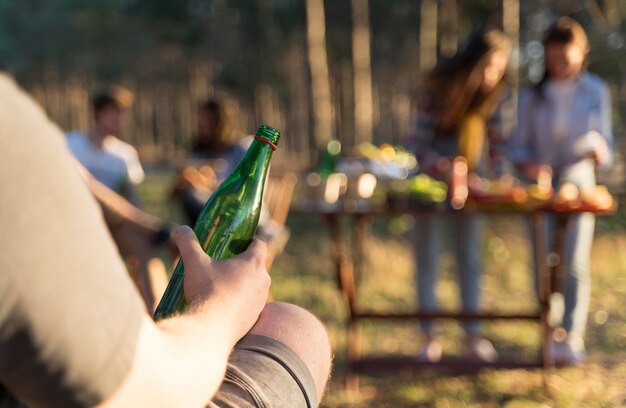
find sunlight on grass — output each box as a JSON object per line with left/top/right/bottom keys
{"left": 271, "top": 213, "right": 626, "bottom": 407}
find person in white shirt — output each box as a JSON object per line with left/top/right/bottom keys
{"left": 67, "top": 86, "right": 144, "bottom": 204}
{"left": 66, "top": 87, "right": 168, "bottom": 312}
{"left": 508, "top": 17, "right": 613, "bottom": 365}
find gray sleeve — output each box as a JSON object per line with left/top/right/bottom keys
{"left": 0, "top": 74, "right": 145, "bottom": 408}
{"left": 597, "top": 80, "right": 614, "bottom": 170}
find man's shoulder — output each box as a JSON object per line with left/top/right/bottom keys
{"left": 103, "top": 136, "right": 139, "bottom": 158}
{"left": 104, "top": 136, "right": 137, "bottom": 151}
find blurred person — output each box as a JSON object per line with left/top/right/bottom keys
{"left": 190, "top": 99, "right": 249, "bottom": 176}
{"left": 66, "top": 86, "right": 170, "bottom": 312}
{"left": 405, "top": 29, "right": 512, "bottom": 362}
{"left": 174, "top": 98, "right": 250, "bottom": 224}
{"left": 508, "top": 17, "right": 613, "bottom": 365}
{"left": 66, "top": 86, "right": 144, "bottom": 204}
{"left": 0, "top": 73, "right": 331, "bottom": 408}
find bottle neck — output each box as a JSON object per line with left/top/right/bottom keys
{"left": 233, "top": 138, "right": 274, "bottom": 179}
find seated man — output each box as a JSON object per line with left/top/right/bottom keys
{"left": 173, "top": 97, "right": 251, "bottom": 225}
{"left": 66, "top": 86, "right": 144, "bottom": 204}
{"left": 0, "top": 74, "right": 331, "bottom": 407}
{"left": 65, "top": 86, "right": 169, "bottom": 311}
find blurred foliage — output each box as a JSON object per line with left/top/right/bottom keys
{"left": 1, "top": 0, "right": 625, "bottom": 156}
{"left": 3, "top": 1, "right": 626, "bottom": 86}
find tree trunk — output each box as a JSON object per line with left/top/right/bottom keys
{"left": 584, "top": 0, "right": 609, "bottom": 29}
{"left": 419, "top": 0, "right": 438, "bottom": 73}
{"left": 440, "top": 0, "right": 458, "bottom": 58}
{"left": 351, "top": 0, "right": 374, "bottom": 146}
{"left": 305, "top": 0, "right": 334, "bottom": 149}
{"left": 604, "top": 0, "right": 621, "bottom": 26}
{"left": 503, "top": 0, "right": 520, "bottom": 100}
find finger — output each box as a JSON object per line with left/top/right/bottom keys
{"left": 248, "top": 238, "right": 268, "bottom": 257}
{"left": 245, "top": 238, "right": 268, "bottom": 266}
{"left": 174, "top": 225, "right": 207, "bottom": 267}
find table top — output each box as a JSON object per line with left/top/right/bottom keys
{"left": 291, "top": 198, "right": 618, "bottom": 217}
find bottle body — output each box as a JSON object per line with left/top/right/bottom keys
{"left": 154, "top": 125, "right": 279, "bottom": 319}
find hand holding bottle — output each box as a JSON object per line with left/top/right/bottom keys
{"left": 173, "top": 225, "right": 271, "bottom": 342}
{"left": 154, "top": 125, "right": 280, "bottom": 319}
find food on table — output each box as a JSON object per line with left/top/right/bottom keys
{"left": 556, "top": 182, "right": 579, "bottom": 201}
{"left": 387, "top": 173, "right": 447, "bottom": 206}
{"left": 467, "top": 176, "right": 555, "bottom": 211}
{"left": 580, "top": 185, "right": 614, "bottom": 210}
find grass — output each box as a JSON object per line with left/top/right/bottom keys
{"left": 272, "top": 215, "right": 626, "bottom": 408}
{"left": 140, "top": 168, "right": 626, "bottom": 407}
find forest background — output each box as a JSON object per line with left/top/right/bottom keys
{"left": 2, "top": 0, "right": 625, "bottom": 185}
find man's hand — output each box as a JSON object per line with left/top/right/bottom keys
{"left": 173, "top": 226, "right": 271, "bottom": 342}
{"left": 100, "top": 229, "right": 270, "bottom": 408}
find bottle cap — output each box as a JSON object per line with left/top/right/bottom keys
{"left": 255, "top": 125, "right": 280, "bottom": 150}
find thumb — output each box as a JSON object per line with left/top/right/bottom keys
{"left": 174, "top": 225, "right": 207, "bottom": 268}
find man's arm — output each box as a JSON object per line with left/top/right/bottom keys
{"left": 0, "top": 73, "right": 269, "bottom": 407}
{"left": 121, "top": 145, "right": 145, "bottom": 206}
{"left": 101, "top": 229, "right": 271, "bottom": 408}
{"left": 77, "top": 162, "right": 165, "bottom": 235}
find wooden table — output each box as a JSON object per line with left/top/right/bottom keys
{"left": 292, "top": 200, "right": 612, "bottom": 389}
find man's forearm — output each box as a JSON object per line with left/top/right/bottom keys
{"left": 100, "top": 229, "right": 270, "bottom": 407}
{"left": 77, "top": 162, "right": 163, "bottom": 233}
{"left": 100, "top": 305, "right": 241, "bottom": 408}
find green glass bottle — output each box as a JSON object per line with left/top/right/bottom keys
{"left": 154, "top": 125, "right": 280, "bottom": 319}
{"left": 316, "top": 140, "right": 341, "bottom": 179}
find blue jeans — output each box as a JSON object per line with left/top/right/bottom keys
{"left": 531, "top": 213, "right": 594, "bottom": 337}
{"left": 411, "top": 213, "right": 483, "bottom": 336}
{"left": 531, "top": 160, "right": 596, "bottom": 337}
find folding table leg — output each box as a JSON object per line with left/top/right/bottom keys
{"left": 325, "top": 214, "right": 360, "bottom": 390}
{"left": 552, "top": 215, "right": 570, "bottom": 296}
{"left": 325, "top": 214, "right": 356, "bottom": 311}
{"left": 347, "top": 319, "right": 361, "bottom": 391}
{"left": 531, "top": 213, "right": 553, "bottom": 377}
